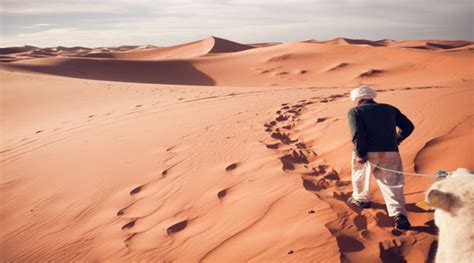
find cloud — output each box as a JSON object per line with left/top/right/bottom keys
{"left": 0, "top": 0, "right": 472, "bottom": 47}
{"left": 18, "top": 23, "right": 54, "bottom": 29}
{"left": 1, "top": 0, "right": 144, "bottom": 14}
{"left": 32, "top": 23, "right": 52, "bottom": 27}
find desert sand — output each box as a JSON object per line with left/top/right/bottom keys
{"left": 0, "top": 36, "right": 473, "bottom": 262}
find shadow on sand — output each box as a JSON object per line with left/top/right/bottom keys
{"left": 3, "top": 58, "right": 216, "bottom": 86}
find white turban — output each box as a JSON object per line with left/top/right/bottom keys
{"left": 350, "top": 86, "right": 377, "bottom": 102}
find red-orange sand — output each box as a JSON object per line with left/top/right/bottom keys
{"left": 1, "top": 37, "right": 473, "bottom": 262}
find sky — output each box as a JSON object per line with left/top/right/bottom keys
{"left": 1, "top": 0, "right": 473, "bottom": 47}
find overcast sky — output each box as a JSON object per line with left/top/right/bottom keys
{"left": 1, "top": 0, "right": 473, "bottom": 47}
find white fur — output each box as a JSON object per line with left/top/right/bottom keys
{"left": 425, "top": 168, "right": 474, "bottom": 263}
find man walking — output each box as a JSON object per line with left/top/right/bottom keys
{"left": 347, "top": 86, "right": 414, "bottom": 230}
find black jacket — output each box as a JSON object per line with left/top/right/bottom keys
{"left": 348, "top": 100, "right": 414, "bottom": 158}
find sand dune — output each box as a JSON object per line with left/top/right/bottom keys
{"left": 1, "top": 36, "right": 473, "bottom": 262}
{"left": 82, "top": 36, "right": 253, "bottom": 60}
{"left": 315, "top": 37, "right": 386, "bottom": 47}
{"left": 0, "top": 57, "right": 215, "bottom": 85}
{"left": 0, "top": 45, "right": 153, "bottom": 62}
{"left": 387, "top": 40, "right": 473, "bottom": 51}
{"left": 0, "top": 45, "right": 38, "bottom": 55}
{"left": 2, "top": 38, "right": 473, "bottom": 88}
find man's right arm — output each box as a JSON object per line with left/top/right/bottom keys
{"left": 348, "top": 109, "right": 368, "bottom": 158}
{"left": 395, "top": 109, "right": 414, "bottom": 144}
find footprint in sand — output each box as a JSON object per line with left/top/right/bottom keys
{"left": 225, "top": 163, "right": 238, "bottom": 172}
{"left": 279, "top": 150, "right": 310, "bottom": 171}
{"left": 295, "top": 142, "right": 307, "bottom": 149}
{"left": 122, "top": 220, "right": 136, "bottom": 230}
{"left": 316, "top": 117, "right": 328, "bottom": 123}
{"left": 167, "top": 220, "right": 188, "bottom": 234}
{"left": 291, "top": 103, "right": 304, "bottom": 108}
{"left": 378, "top": 239, "right": 407, "bottom": 262}
{"left": 302, "top": 179, "right": 320, "bottom": 192}
{"left": 276, "top": 71, "right": 289, "bottom": 76}
{"left": 130, "top": 186, "right": 142, "bottom": 195}
{"left": 166, "top": 145, "right": 176, "bottom": 152}
{"left": 328, "top": 94, "right": 346, "bottom": 99}
{"left": 270, "top": 131, "right": 293, "bottom": 144}
{"left": 217, "top": 189, "right": 227, "bottom": 199}
{"left": 288, "top": 109, "right": 302, "bottom": 115}
{"left": 354, "top": 214, "right": 368, "bottom": 231}
{"left": 265, "top": 143, "right": 280, "bottom": 149}
{"left": 116, "top": 209, "right": 125, "bottom": 216}
{"left": 276, "top": 115, "right": 289, "bottom": 122}
{"left": 336, "top": 234, "right": 365, "bottom": 252}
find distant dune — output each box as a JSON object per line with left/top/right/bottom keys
{"left": 313, "top": 37, "right": 386, "bottom": 47}
{"left": 76, "top": 36, "right": 253, "bottom": 60}
{"left": 1, "top": 36, "right": 473, "bottom": 262}
{"left": 1, "top": 37, "right": 472, "bottom": 87}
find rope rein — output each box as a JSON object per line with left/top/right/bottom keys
{"left": 368, "top": 161, "right": 451, "bottom": 179}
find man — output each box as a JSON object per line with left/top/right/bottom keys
{"left": 347, "top": 86, "right": 414, "bottom": 230}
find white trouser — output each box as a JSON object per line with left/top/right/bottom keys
{"left": 351, "top": 151, "right": 407, "bottom": 217}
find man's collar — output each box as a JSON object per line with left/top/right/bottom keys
{"left": 358, "top": 99, "right": 376, "bottom": 105}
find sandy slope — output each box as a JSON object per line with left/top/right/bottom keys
{"left": 1, "top": 37, "right": 473, "bottom": 262}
